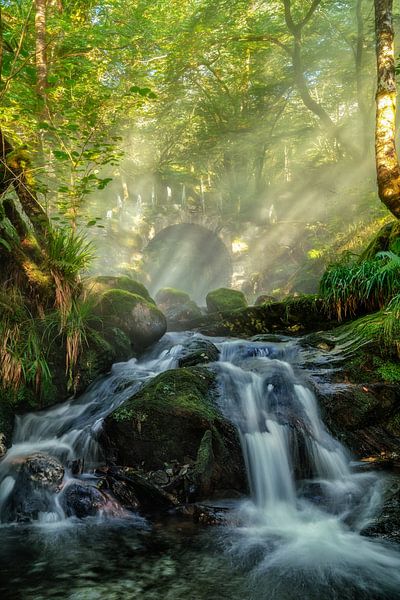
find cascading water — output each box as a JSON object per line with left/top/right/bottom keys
{"left": 0, "top": 332, "right": 400, "bottom": 599}
{"left": 0, "top": 334, "right": 186, "bottom": 523}
{"left": 215, "top": 338, "right": 400, "bottom": 599}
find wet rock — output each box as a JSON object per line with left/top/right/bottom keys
{"left": 101, "top": 367, "right": 247, "bottom": 502}
{"left": 317, "top": 383, "right": 400, "bottom": 457}
{"left": 6, "top": 453, "right": 64, "bottom": 522}
{"left": 95, "top": 289, "right": 167, "bottom": 352}
{"left": 178, "top": 339, "right": 219, "bottom": 368}
{"left": 178, "top": 503, "right": 232, "bottom": 526}
{"left": 206, "top": 288, "right": 248, "bottom": 314}
{"left": 105, "top": 467, "right": 176, "bottom": 511}
{"left": 0, "top": 433, "right": 6, "bottom": 458}
{"left": 60, "top": 481, "right": 109, "bottom": 518}
{"left": 361, "top": 476, "right": 400, "bottom": 543}
{"left": 17, "top": 453, "right": 64, "bottom": 491}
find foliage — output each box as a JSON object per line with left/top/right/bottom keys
{"left": 320, "top": 251, "right": 400, "bottom": 320}
{"left": 0, "top": 289, "right": 53, "bottom": 403}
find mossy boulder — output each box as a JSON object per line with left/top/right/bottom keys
{"left": 101, "top": 367, "right": 246, "bottom": 499}
{"left": 206, "top": 288, "right": 247, "bottom": 314}
{"left": 95, "top": 289, "right": 167, "bottom": 352}
{"left": 178, "top": 338, "right": 220, "bottom": 368}
{"left": 155, "top": 287, "right": 191, "bottom": 306}
{"left": 87, "top": 275, "right": 155, "bottom": 304}
{"left": 312, "top": 333, "right": 400, "bottom": 458}
{"left": 189, "top": 295, "right": 337, "bottom": 337}
{"left": 155, "top": 287, "right": 202, "bottom": 328}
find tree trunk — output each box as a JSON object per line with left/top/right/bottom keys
{"left": 283, "top": 0, "right": 358, "bottom": 159}
{"left": 35, "top": 0, "right": 48, "bottom": 103}
{"left": 0, "top": 130, "right": 49, "bottom": 238}
{"left": 375, "top": 0, "right": 400, "bottom": 218}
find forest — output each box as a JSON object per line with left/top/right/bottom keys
{"left": 1, "top": 1, "right": 400, "bottom": 599}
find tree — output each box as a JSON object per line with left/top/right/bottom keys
{"left": 374, "top": 0, "right": 400, "bottom": 218}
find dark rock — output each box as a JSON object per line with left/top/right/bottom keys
{"left": 178, "top": 339, "right": 219, "bottom": 368}
{"left": 60, "top": 481, "right": 109, "bottom": 518}
{"left": 317, "top": 383, "right": 400, "bottom": 457}
{"left": 106, "top": 467, "right": 176, "bottom": 511}
{"left": 101, "top": 367, "right": 247, "bottom": 501}
{"left": 186, "top": 296, "right": 338, "bottom": 337}
{"left": 361, "top": 476, "right": 400, "bottom": 543}
{"left": 5, "top": 453, "right": 64, "bottom": 521}
{"left": 178, "top": 503, "right": 232, "bottom": 526}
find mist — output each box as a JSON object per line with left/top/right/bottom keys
{"left": 75, "top": 0, "right": 381, "bottom": 306}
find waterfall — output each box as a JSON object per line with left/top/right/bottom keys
{"left": 215, "top": 338, "right": 400, "bottom": 597}
{"left": 0, "top": 332, "right": 399, "bottom": 598}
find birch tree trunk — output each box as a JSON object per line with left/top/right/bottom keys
{"left": 375, "top": 0, "right": 400, "bottom": 218}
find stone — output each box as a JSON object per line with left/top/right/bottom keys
{"left": 155, "top": 287, "right": 202, "bottom": 327}
{"left": 87, "top": 275, "right": 155, "bottom": 304}
{"left": 178, "top": 339, "right": 220, "bottom": 368}
{"left": 206, "top": 288, "right": 248, "bottom": 314}
{"left": 5, "top": 453, "right": 64, "bottom": 522}
{"left": 95, "top": 289, "right": 167, "bottom": 352}
{"left": 101, "top": 367, "right": 247, "bottom": 501}
{"left": 59, "top": 481, "right": 109, "bottom": 518}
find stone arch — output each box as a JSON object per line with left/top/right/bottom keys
{"left": 143, "top": 223, "right": 232, "bottom": 303}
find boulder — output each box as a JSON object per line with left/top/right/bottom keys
{"left": 87, "top": 275, "right": 155, "bottom": 304}
{"left": 193, "top": 295, "right": 338, "bottom": 337}
{"left": 59, "top": 480, "right": 109, "bottom": 518}
{"left": 206, "top": 288, "right": 247, "bottom": 314}
{"left": 5, "top": 453, "right": 64, "bottom": 522}
{"left": 95, "top": 289, "right": 167, "bottom": 352}
{"left": 101, "top": 367, "right": 246, "bottom": 501}
{"left": 361, "top": 476, "right": 400, "bottom": 543}
{"left": 155, "top": 287, "right": 202, "bottom": 327}
{"left": 178, "top": 338, "right": 220, "bottom": 368}
{"left": 16, "top": 452, "right": 64, "bottom": 491}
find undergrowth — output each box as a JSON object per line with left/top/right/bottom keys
{"left": 0, "top": 226, "right": 97, "bottom": 405}
{"left": 320, "top": 251, "right": 400, "bottom": 321}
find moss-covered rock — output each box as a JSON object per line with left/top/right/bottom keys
{"left": 155, "top": 287, "right": 191, "bottom": 305}
{"left": 155, "top": 287, "right": 202, "bottom": 328}
{"left": 87, "top": 275, "right": 155, "bottom": 304}
{"left": 178, "top": 339, "right": 220, "bottom": 368}
{"left": 186, "top": 295, "right": 337, "bottom": 337}
{"left": 312, "top": 328, "right": 400, "bottom": 458}
{"left": 101, "top": 367, "right": 246, "bottom": 499}
{"left": 206, "top": 288, "right": 247, "bottom": 314}
{"left": 95, "top": 289, "right": 167, "bottom": 352}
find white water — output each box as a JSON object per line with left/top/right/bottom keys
{"left": 215, "top": 338, "right": 400, "bottom": 597}
{"left": 0, "top": 333, "right": 187, "bottom": 522}
{"left": 0, "top": 332, "right": 399, "bottom": 597}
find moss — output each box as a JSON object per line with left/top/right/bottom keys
{"left": 206, "top": 288, "right": 247, "bottom": 313}
{"left": 359, "top": 221, "right": 397, "bottom": 261}
{"left": 373, "top": 357, "right": 400, "bottom": 383}
{"left": 113, "top": 367, "right": 218, "bottom": 423}
{"left": 155, "top": 287, "right": 191, "bottom": 305}
{"left": 99, "top": 289, "right": 154, "bottom": 316}
{"left": 88, "top": 276, "right": 154, "bottom": 304}
{"left": 195, "top": 430, "right": 214, "bottom": 473}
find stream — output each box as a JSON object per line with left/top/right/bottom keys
{"left": 0, "top": 333, "right": 399, "bottom": 599}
